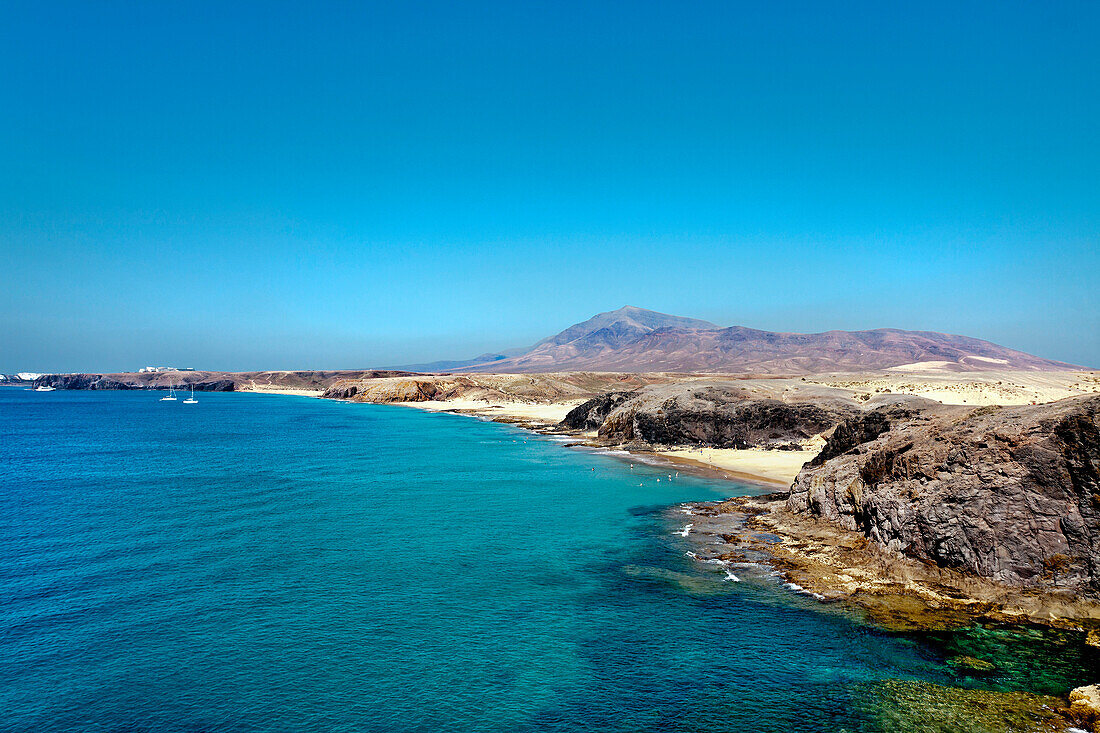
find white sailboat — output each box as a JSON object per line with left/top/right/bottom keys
{"left": 183, "top": 385, "right": 197, "bottom": 404}
{"left": 159, "top": 384, "right": 177, "bottom": 401}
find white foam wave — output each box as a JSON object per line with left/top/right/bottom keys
{"left": 783, "top": 581, "right": 825, "bottom": 600}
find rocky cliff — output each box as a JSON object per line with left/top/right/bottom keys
{"left": 560, "top": 392, "right": 636, "bottom": 431}
{"left": 600, "top": 385, "right": 859, "bottom": 449}
{"left": 562, "top": 382, "right": 860, "bottom": 448}
{"left": 32, "top": 370, "right": 416, "bottom": 392}
{"left": 320, "top": 372, "right": 672, "bottom": 406}
{"left": 35, "top": 373, "right": 237, "bottom": 391}
{"left": 787, "top": 395, "right": 1100, "bottom": 593}
{"left": 322, "top": 379, "right": 441, "bottom": 402}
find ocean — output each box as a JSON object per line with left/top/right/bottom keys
{"left": 1, "top": 388, "right": 1096, "bottom": 732}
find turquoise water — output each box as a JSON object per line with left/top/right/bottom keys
{"left": 1, "top": 389, "right": 1095, "bottom": 732}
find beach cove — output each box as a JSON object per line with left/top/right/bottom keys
{"left": 2, "top": 388, "right": 1098, "bottom": 731}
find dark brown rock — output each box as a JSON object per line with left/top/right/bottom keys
{"left": 560, "top": 391, "right": 636, "bottom": 430}
{"left": 590, "top": 383, "right": 860, "bottom": 448}
{"left": 787, "top": 395, "right": 1100, "bottom": 593}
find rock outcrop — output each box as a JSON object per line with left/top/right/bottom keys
{"left": 322, "top": 379, "right": 440, "bottom": 402}
{"left": 320, "top": 373, "right": 672, "bottom": 408}
{"left": 34, "top": 373, "right": 237, "bottom": 391}
{"left": 592, "top": 384, "right": 859, "bottom": 448}
{"left": 31, "top": 370, "right": 417, "bottom": 393}
{"left": 787, "top": 395, "right": 1100, "bottom": 593}
{"left": 560, "top": 391, "right": 636, "bottom": 430}
{"left": 1070, "top": 685, "right": 1100, "bottom": 731}
{"left": 35, "top": 374, "right": 133, "bottom": 390}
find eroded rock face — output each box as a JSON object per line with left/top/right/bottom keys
{"left": 594, "top": 385, "right": 859, "bottom": 448}
{"left": 321, "top": 379, "right": 440, "bottom": 402}
{"left": 788, "top": 396, "right": 1100, "bottom": 592}
{"left": 196, "top": 379, "right": 236, "bottom": 392}
{"left": 560, "top": 391, "right": 636, "bottom": 431}
{"left": 34, "top": 374, "right": 236, "bottom": 391}
{"left": 32, "top": 370, "right": 415, "bottom": 393}
{"left": 35, "top": 374, "right": 136, "bottom": 390}
{"left": 806, "top": 401, "right": 935, "bottom": 466}
{"left": 323, "top": 385, "right": 360, "bottom": 399}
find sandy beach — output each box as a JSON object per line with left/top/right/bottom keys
{"left": 384, "top": 396, "right": 812, "bottom": 486}
{"left": 653, "top": 446, "right": 818, "bottom": 486}
{"left": 395, "top": 398, "right": 582, "bottom": 426}
{"left": 240, "top": 386, "right": 325, "bottom": 397}
{"left": 311, "top": 368, "right": 1099, "bottom": 488}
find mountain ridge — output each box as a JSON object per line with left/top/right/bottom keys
{"left": 427, "top": 306, "right": 1083, "bottom": 374}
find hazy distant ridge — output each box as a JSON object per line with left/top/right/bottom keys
{"left": 441, "top": 306, "right": 1082, "bottom": 374}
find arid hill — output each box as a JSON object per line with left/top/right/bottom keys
{"left": 442, "top": 306, "right": 1082, "bottom": 374}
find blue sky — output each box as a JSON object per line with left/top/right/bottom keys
{"left": 2, "top": 1, "right": 1097, "bottom": 372}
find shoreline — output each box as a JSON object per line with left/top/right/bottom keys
{"left": 375, "top": 395, "right": 1100, "bottom": 637}
{"left": 643, "top": 447, "right": 810, "bottom": 488}
{"left": 23, "top": 385, "right": 1100, "bottom": 725}
{"left": 387, "top": 398, "right": 805, "bottom": 489}
{"left": 38, "top": 386, "right": 1100, "bottom": 633}
{"left": 239, "top": 386, "right": 325, "bottom": 397}
{"left": 682, "top": 494, "right": 1100, "bottom": 633}
{"left": 591, "top": 446, "right": 794, "bottom": 489}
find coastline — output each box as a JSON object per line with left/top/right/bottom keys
{"left": 646, "top": 447, "right": 812, "bottom": 487}
{"left": 239, "top": 386, "right": 325, "bottom": 397}
{"left": 387, "top": 397, "right": 805, "bottom": 489}
{"left": 375, "top": 394, "right": 1100, "bottom": 638}
{"left": 392, "top": 398, "right": 579, "bottom": 426}
{"left": 34, "top": 378, "right": 1100, "bottom": 632}
{"left": 682, "top": 494, "right": 1100, "bottom": 632}
{"left": 20, "top": 386, "right": 1100, "bottom": 727}
{"left": 13, "top": 384, "right": 1097, "bottom": 729}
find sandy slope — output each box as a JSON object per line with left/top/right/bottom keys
{"left": 806, "top": 369, "right": 1099, "bottom": 406}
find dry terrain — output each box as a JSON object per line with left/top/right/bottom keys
{"left": 320, "top": 368, "right": 1098, "bottom": 486}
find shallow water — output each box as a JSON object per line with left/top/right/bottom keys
{"left": 1, "top": 389, "right": 1095, "bottom": 732}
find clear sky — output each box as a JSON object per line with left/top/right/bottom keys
{"left": 2, "top": 1, "right": 1097, "bottom": 372}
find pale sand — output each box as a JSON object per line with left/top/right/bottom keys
{"left": 397, "top": 398, "right": 811, "bottom": 486}
{"left": 396, "top": 398, "right": 581, "bottom": 425}
{"left": 240, "top": 386, "right": 325, "bottom": 397}
{"left": 657, "top": 446, "right": 816, "bottom": 486}
{"left": 809, "top": 370, "right": 1099, "bottom": 406}
{"left": 328, "top": 369, "right": 1100, "bottom": 487}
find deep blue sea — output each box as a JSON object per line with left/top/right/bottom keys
{"left": 2, "top": 388, "right": 1096, "bottom": 732}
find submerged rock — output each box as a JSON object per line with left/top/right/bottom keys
{"left": 947, "top": 655, "right": 997, "bottom": 672}
{"left": 853, "top": 679, "right": 1070, "bottom": 733}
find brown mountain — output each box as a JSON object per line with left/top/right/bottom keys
{"left": 448, "top": 306, "right": 1082, "bottom": 374}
